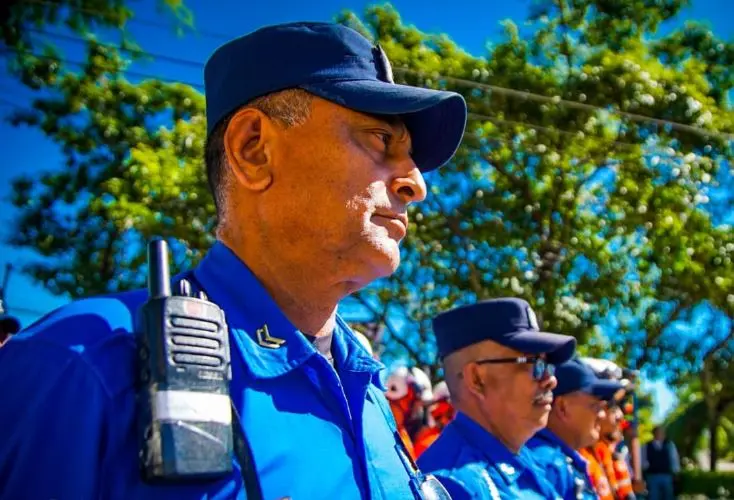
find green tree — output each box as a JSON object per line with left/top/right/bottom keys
{"left": 3, "top": 0, "right": 207, "bottom": 296}
{"left": 337, "top": 2, "right": 733, "bottom": 377}
{"left": 664, "top": 313, "right": 734, "bottom": 471}
{"left": 1, "top": 0, "right": 192, "bottom": 83}
{"left": 4, "top": 0, "right": 733, "bottom": 397}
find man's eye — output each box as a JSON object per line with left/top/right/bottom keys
{"left": 374, "top": 132, "right": 392, "bottom": 148}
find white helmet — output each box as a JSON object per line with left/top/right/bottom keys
{"left": 432, "top": 380, "right": 451, "bottom": 402}
{"left": 581, "top": 357, "right": 632, "bottom": 389}
{"left": 581, "top": 357, "right": 621, "bottom": 378}
{"left": 385, "top": 366, "right": 434, "bottom": 403}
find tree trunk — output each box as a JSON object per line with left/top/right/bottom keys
{"left": 709, "top": 411, "right": 720, "bottom": 471}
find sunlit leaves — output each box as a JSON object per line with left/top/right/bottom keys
{"left": 338, "top": 2, "right": 733, "bottom": 376}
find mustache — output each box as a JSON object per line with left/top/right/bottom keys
{"left": 533, "top": 390, "right": 554, "bottom": 405}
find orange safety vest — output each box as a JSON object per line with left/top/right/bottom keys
{"left": 594, "top": 441, "right": 621, "bottom": 498}
{"left": 413, "top": 425, "right": 441, "bottom": 458}
{"left": 580, "top": 447, "right": 614, "bottom": 500}
{"left": 609, "top": 442, "right": 634, "bottom": 499}
{"left": 388, "top": 390, "right": 420, "bottom": 461}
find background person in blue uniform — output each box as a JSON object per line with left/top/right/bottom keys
{"left": 418, "top": 298, "right": 577, "bottom": 500}
{"left": 527, "top": 357, "right": 625, "bottom": 500}
{"left": 0, "top": 22, "right": 467, "bottom": 500}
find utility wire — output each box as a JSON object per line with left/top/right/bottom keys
{"left": 2, "top": 47, "right": 728, "bottom": 156}
{"left": 19, "top": 0, "right": 233, "bottom": 41}
{"left": 25, "top": 27, "right": 205, "bottom": 69}
{"left": 18, "top": 26, "right": 733, "bottom": 142}
{"left": 0, "top": 97, "right": 24, "bottom": 109}
{"left": 0, "top": 46, "right": 204, "bottom": 89}
{"left": 0, "top": 63, "right": 660, "bottom": 156}
{"left": 396, "top": 68, "right": 734, "bottom": 142}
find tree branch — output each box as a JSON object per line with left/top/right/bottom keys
{"left": 703, "top": 324, "right": 734, "bottom": 363}
{"left": 637, "top": 301, "right": 687, "bottom": 366}
{"left": 433, "top": 194, "right": 484, "bottom": 297}
{"left": 351, "top": 290, "right": 423, "bottom": 363}
{"left": 555, "top": 0, "right": 575, "bottom": 70}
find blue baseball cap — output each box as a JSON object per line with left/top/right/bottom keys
{"left": 204, "top": 22, "right": 467, "bottom": 172}
{"left": 432, "top": 298, "right": 576, "bottom": 363}
{"left": 554, "top": 357, "right": 624, "bottom": 401}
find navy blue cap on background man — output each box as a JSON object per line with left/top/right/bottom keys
{"left": 527, "top": 357, "right": 624, "bottom": 500}
{"left": 418, "top": 298, "right": 576, "bottom": 499}
{"left": 0, "top": 22, "right": 466, "bottom": 499}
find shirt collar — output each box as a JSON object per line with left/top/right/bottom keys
{"left": 535, "top": 428, "right": 588, "bottom": 472}
{"left": 452, "top": 412, "right": 527, "bottom": 485}
{"left": 194, "top": 241, "right": 383, "bottom": 382}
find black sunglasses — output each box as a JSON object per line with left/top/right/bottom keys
{"left": 473, "top": 356, "right": 555, "bottom": 381}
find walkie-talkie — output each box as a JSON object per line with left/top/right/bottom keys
{"left": 136, "top": 239, "right": 234, "bottom": 483}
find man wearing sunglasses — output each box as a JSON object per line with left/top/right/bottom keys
{"left": 418, "top": 298, "right": 576, "bottom": 499}
{"left": 527, "top": 357, "right": 625, "bottom": 499}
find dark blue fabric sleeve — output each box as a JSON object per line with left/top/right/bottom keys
{"left": 0, "top": 339, "right": 111, "bottom": 499}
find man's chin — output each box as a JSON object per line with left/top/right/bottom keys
{"left": 367, "top": 239, "right": 401, "bottom": 272}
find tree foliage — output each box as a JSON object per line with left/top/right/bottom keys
{"left": 338, "top": 1, "right": 733, "bottom": 377}
{"left": 3, "top": 0, "right": 207, "bottom": 295}
{"left": 4, "top": 0, "right": 733, "bottom": 395}
{"left": 666, "top": 357, "right": 734, "bottom": 471}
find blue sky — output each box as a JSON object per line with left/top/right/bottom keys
{"left": 0, "top": 0, "right": 732, "bottom": 421}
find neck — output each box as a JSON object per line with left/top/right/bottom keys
{"left": 463, "top": 406, "right": 529, "bottom": 454}
{"left": 547, "top": 416, "right": 582, "bottom": 450}
{"left": 220, "top": 231, "right": 346, "bottom": 337}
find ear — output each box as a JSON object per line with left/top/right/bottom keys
{"left": 462, "top": 363, "right": 486, "bottom": 399}
{"left": 555, "top": 396, "right": 569, "bottom": 421}
{"left": 224, "top": 108, "right": 275, "bottom": 192}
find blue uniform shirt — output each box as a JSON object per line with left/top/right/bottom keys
{"left": 417, "top": 412, "right": 562, "bottom": 499}
{"left": 0, "top": 242, "right": 422, "bottom": 499}
{"left": 527, "top": 428, "right": 596, "bottom": 500}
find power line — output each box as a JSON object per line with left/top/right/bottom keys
{"left": 0, "top": 49, "right": 696, "bottom": 159}
{"left": 21, "top": 27, "right": 733, "bottom": 143}
{"left": 0, "top": 98, "right": 23, "bottom": 109}
{"left": 20, "top": 0, "right": 233, "bottom": 41}
{"left": 468, "top": 113, "right": 649, "bottom": 152}
{"left": 395, "top": 68, "right": 734, "bottom": 142}
{"left": 26, "top": 28, "right": 205, "bottom": 70}
{"left": 0, "top": 47, "right": 204, "bottom": 89}
{"left": 0, "top": 52, "right": 725, "bottom": 157}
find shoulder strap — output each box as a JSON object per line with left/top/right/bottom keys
{"left": 230, "top": 402, "right": 265, "bottom": 500}
{"left": 181, "top": 271, "right": 264, "bottom": 500}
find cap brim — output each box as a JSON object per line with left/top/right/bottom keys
{"left": 504, "top": 330, "right": 577, "bottom": 365}
{"left": 301, "top": 79, "right": 467, "bottom": 172}
{"left": 587, "top": 379, "right": 625, "bottom": 402}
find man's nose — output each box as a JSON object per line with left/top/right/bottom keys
{"left": 540, "top": 374, "right": 557, "bottom": 391}
{"left": 392, "top": 164, "right": 427, "bottom": 205}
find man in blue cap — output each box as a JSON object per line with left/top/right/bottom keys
{"left": 418, "top": 298, "right": 577, "bottom": 499}
{"left": 0, "top": 22, "right": 466, "bottom": 499}
{"left": 527, "top": 357, "right": 625, "bottom": 500}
